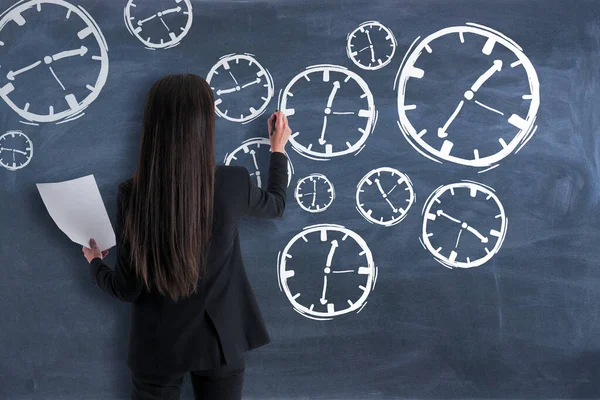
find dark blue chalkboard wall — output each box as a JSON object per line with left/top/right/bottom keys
{"left": 1, "top": 0, "right": 599, "bottom": 398}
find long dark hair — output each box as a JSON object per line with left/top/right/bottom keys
{"left": 124, "top": 74, "right": 215, "bottom": 302}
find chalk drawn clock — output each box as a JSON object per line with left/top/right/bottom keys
{"left": 206, "top": 53, "right": 274, "bottom": 124}
{"left": 0, "top": 0, "right": 109, "bottom": 124}
{"left": 294, "top": 173, "right": 335, "bottom": 213}
{"left": 396, "top": 23, "right": 540, "bottom": 169}
{"left": 278, "top": 224, "right": 377, "bottom": 321}
{"left": 0, "top": 130, "right": 33, "bottom": 171}
{"left": 280, "top": 64, "right": 376, "bottom": 161}
{"left": 420, "top": 181, "right": 508, "bottom": 269}
{"left": 124, "top": 0, "right": 193, "bottom": 50}
{"left": 224, "top": 137, "right": 294, "bottom": 188}
{"left": 355, "top": 167, "right": 415, "bottom": 227}
{"left": 346, "top": 21, "right": 397, "bottom": 70}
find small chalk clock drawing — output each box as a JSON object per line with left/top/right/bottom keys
{"left": 124, "top": 0, "right": 193, "bottom": 50}
{"left": 396, "top": 23, "right": 540, "bottom": 169}
{"left": 0, "top": 130, "right": 33, "bottom": 171}
{"left": 0, "top": 0, "right": 109, "bottom": 124}
{"left": 294, "top": 173, "right": 335, "bottom": 213}
{"left": 206, "top": 53, "right": 274, "bottom": 124}
{"left": 420, "top": 181, "right": 508, "bottom": 269}
{"left": 280, "top": 64, "right": 377, "bottom": 161}
{"left": 346, "top": 21, "right": 397, "bottom": 70}
{"left": 224, "top": 137, "right": 294, "bottom": 188}
{"left": 355, "top": 167, "right": 415, "bottom": 227}
{"left": 277, "top": 224, "right": 377, "bottom": 321}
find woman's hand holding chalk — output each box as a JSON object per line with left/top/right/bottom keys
{"left": 268, "top": 110, "right": 292, "bottom": 154}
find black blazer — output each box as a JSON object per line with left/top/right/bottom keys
{"left": 89, "top": 151, "right": 288, "bottom": 375}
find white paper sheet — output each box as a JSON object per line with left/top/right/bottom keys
{"left": 36, "top": 174, "right": 116, "bottom": 251}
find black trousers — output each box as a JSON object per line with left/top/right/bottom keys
{"left": 130, "top": 357, "right": 245, "bottom": 400}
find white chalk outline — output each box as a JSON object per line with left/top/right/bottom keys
{"left": 224, "top": 137, "right": 294, "bottom": 188}
{"left": 0, "top": 0, "right": 109, "bottom": 124}
{"left": 346, "top": 20, "right": 397, "bottom": 71}
{"left": 277, "top": 223, "right": 377, "bottom": 321}
{"left": 206, "top": 53, "right": 274, "bottom": 124}
{"left": 355, "top": 167, "right": 415, "bottom": 227}
{"left": 420, "top": 180, "right": 508, "bottom": 269}
{"left": 123, "top": 0, "right": 193, "bottom": 50}
{"left": 0, "top": 130, "right": 33, "bottom": 171}
{"left": 279, "top": 64, "right": 376, "bottom": 160}
{"left": 294, "top": 173, "right": 335, "bottom": 213}
{"left": 396, "top": 23, "right": 540, "bottom": 168}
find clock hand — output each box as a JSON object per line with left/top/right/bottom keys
{"left": 312, "top": 180, "right": 317, "bottom": 207}
{"left": 326, "top": 240, "right": 339, "bottom": 267}
{"left": 386, "top": 184, "right": 398, "bottom": 195}
{"left": 331, "top": 111, "right": 355, "bottom": 115}
{"left": 365, "top": 30, "right": 375, "bottom": 62}
{"left": 384, "top": 198, "right": 398, "bottom": 213}
{"left": 228, "top": 71, "right": 239, "bottom": 86}
{"left": 326, "top": 81, "right": 341, "bottom": 108}
{"left": 466, "top": 224, "right": 489, "bottom": 243}
{"left": 318, "top": 115, "right": 328, "bottom": 145}
{"left": 470, "top": 60, "right": 503, "bottom": 93}
{"left": 216, "top": 87, "right": 237, "bottom": 95}
{"left": 241, "top": 77, "right": 261, "bottom": 89}
{"left": 6, "top": 60, "right": 41, "bottom": 81}
{"left": 0, "top": 148, "right": 27, "bottom": 155}
{"left": 374, "top": 178, "right": 387, "bottom": 197}
{"left": 358, "top": 45, "right": 371, "bottom": 53}
{"left": 319, "top": 275, "right": 328, "bottom": 305}
{"left": 12, "top": 151, "right": 15, "bottom": 163}
{"left": 437, "top": 100, "right": 464, "bottom": 138}
{"left": 331, "top": 269, "right": 354, "bottom": 274}
{"left": 455, "top": 228, "right": 463, "bottom": 248}
{"left": 365, "top": 30, "right": 373, "bottom": 46}
{"left": 256, "top": 174, "right": 262, "bottom": 187}
{"left": 137, "top": 14, "right": 157, "bottom": 26}
{"left": 159, "top": 17, "right": 170, "bottom": 31}
{"left": 51, "top": 46, "right": 88, "bottom": 61}
{"left": 160, "top": 6, "right": 182, "bottom": 15}
{"left": 249, "top": 149, "right": 259, "bottom": 170}
{"left": 436, "top": 209, "right": 462, "bottom": 224}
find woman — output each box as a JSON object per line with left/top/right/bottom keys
{"left": 81, "top": 74, "right": 292, "bottom": 400}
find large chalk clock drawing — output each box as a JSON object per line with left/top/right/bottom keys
{"left": 420, "top": 181, "right": 508, "bottom": 269}
{"left": 0, "top": 0, "right": 109, "bottom": 124}
{"left": 346, "top": 21, "right": 397, "bottom": 70}
{"left": 124, "top": 0, "right": 193, "bottom": 50}
{"left": 355, "top": 167, "right": 415, "bottom": 227}
{"left": 294, "top": 173, "right": 335, "bottom": 213}
{"left": 396, "top": 23, "right": 540, "bottom": 170}
{"left": 0, "top": 130, "right": 32, "bottom": 171}
{"left": 206, "top": 53, "right": 274, "bottom": 124}
{"left": 224, "top": 137, "right": 294, "bottom": 188}
{"left": 280, "top": 64, "right": 377, "bottom": 161}
{"left": 277, "top": 224, "right": 377, "bottom": 321}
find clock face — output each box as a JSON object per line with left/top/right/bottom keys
{"left": 224, "top": 137, "right": 294, "bottom": 188}
{"left": 206, "top": 53, "right": 274, "bottom": 124}
{"left": 346, "top": 20, "right": 397, "bottom": 70}
{"left": 280, "top": 64, "right": 376, "bottom": 160}
{"left": 397, "top": 23, "right": 540, "bottom": 168}
{"left": 0, "top": 130, "right": 33, "bottom": 171}
{"left": 421, "top": 181, "right": 508, "bottom": 269}
{"left": 294, "top": 173, "right": 335, "bottom": 213}
{"left": 0, "top": 0, "right": 109, "bottom": 124}
{"left": 124, "top": 0, "right": 193, "bottom": 50}
{"left": 355, "top": 167, "right": 415, "bottom": 227}
{"left": 278, "top": 224, "right": 377, "bottom": 320}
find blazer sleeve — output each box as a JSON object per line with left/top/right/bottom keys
{"left": 245, "top": 151, "right": 288, "bottom": 218}
{"left": 88, "top": 183, "right": 143, "bottom": 303}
